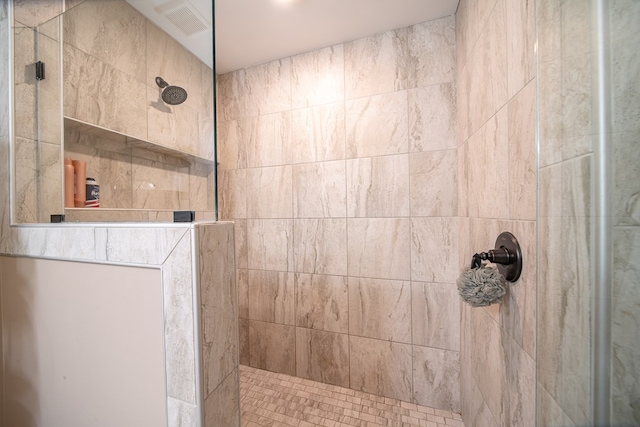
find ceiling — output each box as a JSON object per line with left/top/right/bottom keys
{"left": 127, "top": 0, "right": 460, "bottom": 74}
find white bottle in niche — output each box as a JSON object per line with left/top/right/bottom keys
{"left": 85, "top": 177, "right": 100, "bottom": 208}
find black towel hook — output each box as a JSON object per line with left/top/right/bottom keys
{"left": 470, "top": 232, "right": 523, "bottom": 282}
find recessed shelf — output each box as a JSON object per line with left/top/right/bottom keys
{"left": 64, "top": 117, "right": 214, "bottom": 165}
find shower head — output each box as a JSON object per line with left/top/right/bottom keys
{"left": 155, "top": 76, "right": 188, "bottom": 105}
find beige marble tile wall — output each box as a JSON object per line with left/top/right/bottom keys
{"left": 63, "top": 0, "right": 214, "bottom": 161}
{"left": 198, "top": 224, "right": 240, "bottom": 426}
{"left": 456, "top": 0, "right": 536, "bottom": 425}
{"left": 218, "top": 16, "right": 460, "bottom": 412}
{"left": 608, "top": 2, "right": 640, "bottom": 423}
{"left": 536, "top": 0, "right": 640, "bottom": 425}
{"left": 536, "top": 0, "right": 591, "bottom": 420}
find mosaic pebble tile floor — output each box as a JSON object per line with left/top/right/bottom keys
{"left": 240, "top": 365, "right": 464, "bottom": 427}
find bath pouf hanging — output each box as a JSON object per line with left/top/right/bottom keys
{"left": 457, "top": 265, "right": 507, "bottom": 307}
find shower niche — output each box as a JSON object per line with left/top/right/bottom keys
{"left": 12, "top": 0, "right": 216, "bottom": 223}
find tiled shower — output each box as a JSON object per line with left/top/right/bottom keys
{"left": 218, "top": 15, "right": 462, "bottom": 412}
{"left": 0, "top": 0, "right": 637, "bottom": 425}
{"left": 218, "top": 0, "right": 639, "bottom": 425}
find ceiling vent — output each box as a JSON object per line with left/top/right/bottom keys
{"left": 154, "top": 0, "right": 211, "bottom": 37}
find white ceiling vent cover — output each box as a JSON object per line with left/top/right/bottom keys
{"left": 154, "top": 0, "right": 211, "bottom": 37}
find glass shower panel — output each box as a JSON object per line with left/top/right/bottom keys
{"left": 536, "top": 0, "right": 639, "bottom": 425}
{"left": 608, "top": 0, "right": 639, "bottom": 424}
{"left": 12, "top": 15, "right": 63, "bottom": 224}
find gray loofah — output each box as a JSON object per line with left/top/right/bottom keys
{"left": 457, "top": 266, "right": 506, "bottom": 307}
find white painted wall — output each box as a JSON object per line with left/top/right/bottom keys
{"left": 0, "top": 256, "right": 167, "bottom": 427}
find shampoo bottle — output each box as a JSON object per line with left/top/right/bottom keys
{"left": 72, "top": 160, "right": 86, "bottom": 207}
{"left": 64, "top": 158, "right": 74, "bottom": 208}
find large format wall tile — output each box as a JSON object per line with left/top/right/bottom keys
{"left": 217, "top": 119, "right": 249, "bottom": 170}
{"left": 188, "top": 161, "right": 214, "bottom": 211}
{"left": 411, "top": 281, "right": 460, "bottom": 351}
{"left": 293, "top": 219, "right": 347, "bottom": 275}
{"left": 295, "top": 273, "right": 348, "bottom": 334}
{"left": 470, "top": 306, "right": 508, "bottom": 424}
{"left": 147, "top": 86, "right": 201, "bottom": 156}
{"left": 291, "top": 45, "right": 345, "bottom": 109}
{"left": 162, "top": 233, "right": 196, "bottom": 404}
{"left": 349, "top": 336, "right": 412, "bottom": 401}
{"left": 410, "top": 150, "right": 457, "bottom": 217}
{"left": 146, "top": 22, "right": 202, "bottom": 104}
{"left": 344, "top": 28, "right": 408, "bottom": 99}
{"left": 14, "top": 137, "right": 40, "bottom": 223}
{"left": 407, "top": 16, "right": 456, "bottom": 88}
{"left": 233, "top": 219, "right": 248, "bottom": 269}
{"left": 247, "top": 270, "right": 294, "bottom": 325}
{"left": 64, "top": 0, "right": 146, "bottom": 83}
{"left": 537, "top": 384, "right": 576, "bottom": 427}
{"left": 611, "top": 226, "right": 640, "bottom": 425}
{"left": 345, "top": 91, "right": 409, "bottom": 158}
{"left": 246, "top": 165, "right": 292, "bottom": 219}
{"left": 218, "top": 169, "right": 246, "bottom": 219}
{"left": 348, "top": 277, "right": 411, "bottom": 343}
{"left": 613, "top": 131, "right": 640, "bottom": 226}
{"left": 293, "top": 160, "right": 346, "bottom": 218}
{"left": 466, "top": 108, "right": 510, "bottom": 220}
{"left": 348, "top": 218, "right": 411, "bottom": 280}
{"left": 13, "top": 27, "right": 37, "bottom": 142}
{"left": 502, "top": 220, "right": 537, "bottom": 359}
{"left": 409, "top": 83, "right": 457, "bottom": 152}
{"left": 204, "top": 370, "right": 240, "bottom": 427}
{"left": 247, "top": 112, "right": 292, "bottom": 168}
{"left": 291, "top": 103, "right": 346, "bottom": 164}
{"left": 611, "top": 44, "right": 640, "bottom": 134}
{"left": 507, "top": 340, "right": 536, "bottom": 427}
{"left": 346, "top": 154, "right": 410, "bottom": 218}
{"left": 465, "top": 0, "right": 508, "bottom": 136}
{"left": 247, "top": 219, "right": 293, "bottom": 271}
{"left": 461, "top": 365, "right": 498, "bottom": 427}
{"left": 245, "top": 59, "right": 292, "bottom": 117}
{"left": 238, "top": 318, "right": 250, "bottom": 366}
{"left": 506, "top": 0, "right": 535, "bottom": 98}
{"left": 413, "top": 346, "right": 460, "bottom": 412}
{"left": 508, "top": 81, "right": 536, "bottom": 220}
{"left": 64, "top": 44, "right": 148, "bottom": 141}
{"left": 411, "top": 217, "right": 459, "bottom": 283}
{"left": 296, "top": 328, "right": 349, "bottom": 388}
{"left": 237, "top": 269, "right": 249, "bottom": 319}
{"left": 14, "top": 138, "right": 61, "bottom": 223}
{"left": 217, "top": 69, "right": 247, "bottom": 122}
{"left": 249, "top": 321, "right": 296, "bottom": 376}
{"left": 36, "top": 26, "right": 62, "bottom": 146}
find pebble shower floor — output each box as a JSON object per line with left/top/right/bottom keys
{"left": 240, "top": 365, "right": 464, "bottom": 427}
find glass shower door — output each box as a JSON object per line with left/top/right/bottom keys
{"left": 536, "top": 0, "right": 639, "bottom": 425}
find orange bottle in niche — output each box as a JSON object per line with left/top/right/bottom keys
{"left": 71, "top": 159, "right": 86, "bottom": 208}
{"left": 64, "top": 158, "right": 74, "bottom": 208}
